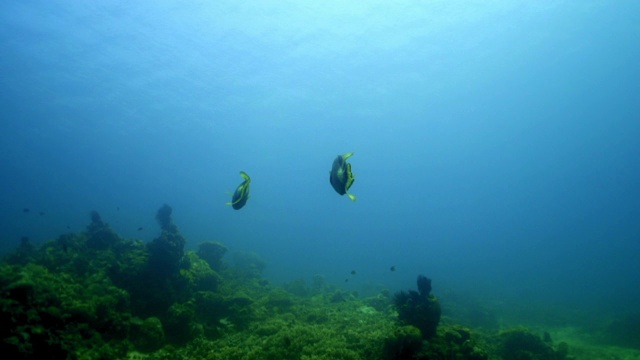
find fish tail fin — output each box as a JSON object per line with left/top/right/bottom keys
{"left": 347, "top": 193, "right": 357, "bottom": 201}
{"left": 225, "top": 202, "right": 232, "bottom": 206}
{"left": 343, "top": 152, "right": 354, "bottom": 160}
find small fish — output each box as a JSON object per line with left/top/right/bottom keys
{"left": 350, "top": 270, "right": 357, "bottom": 275}
{"left": 345, "top": 278, "right": 349, "bottom": 282}
{"left": 22, "top": 208, "right": 30, "bottom": 213}
{"left": 137, "top": 227, "right": 144, "bottom": 231}
{"left": 227, "top": 171, "right": 251, "bottom": 210}
{"left": 329, "top": 152, "right": 356, "bottom": 201}
{"left": 390, "top": 266, "right": 396, "bottom": 272}
{"left": 39, "top": 211, "right": 45, "bottom": 216}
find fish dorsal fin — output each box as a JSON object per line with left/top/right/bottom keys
{"left": 347, "top": 193, "right": 357, "bottom": 201}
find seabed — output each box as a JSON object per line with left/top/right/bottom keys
{"left": 2, "top": 208, "right": 639, "bottom": 359}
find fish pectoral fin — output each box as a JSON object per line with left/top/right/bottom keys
{"left": 226, "top": 191, "right": 235, "bottom": 206}
{"left": 347, "top": 193, "right": 357, "bottom": 201}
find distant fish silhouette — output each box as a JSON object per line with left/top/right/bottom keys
{"left": 350, "top": 270, "right": 357, "bottom": 275}
{"left": 22, "top": 208, "right": 30, "bottom": 213}
{"left": 39, "top": 211, "right": 45, "bottom": 216}
{"left": 390, "top": 266, "right": 396, "bottom": 272}
{"left": 137, "top": 227, "right": 143, "bottom": 231}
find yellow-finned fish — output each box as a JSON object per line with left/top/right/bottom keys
{"left": 329, "top": 152, "right": 356, "bottom": 201}
{"left": 227, "top": 171, "right": 251, "bottom": 210}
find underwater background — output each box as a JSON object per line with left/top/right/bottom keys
{"left": 1, "top": 1, "right": 639, "bottom": 359}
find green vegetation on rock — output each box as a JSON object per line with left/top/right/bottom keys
{"left": 5, "top": 206, "right": 635, "bottom": 359}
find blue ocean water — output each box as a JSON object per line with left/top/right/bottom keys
{"left": 1, "top": 0, "right": 639, "bottom": 320}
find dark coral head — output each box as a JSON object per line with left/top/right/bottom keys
{"left": 90, "top": 210, "right": 103, "bottom": 225}
{"left": 417, "top": 275, "right": 432, "bottom": 297}
{"left": 156, "top": 204, "right": 175, "bottom": 231}
{"left": 393, "top": 290, "right": 410, "bottom": 308}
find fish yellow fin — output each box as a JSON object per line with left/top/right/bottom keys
{"left": 343, "top": 152, "right": 354, "bottom": 160}
{"left": 347, "top": 193, "right": 357, "bottom": 201}
{"left": 239, "top": 171, "right": 250, "bottom": 181}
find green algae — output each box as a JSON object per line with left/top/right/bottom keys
{"left": 1, "top": 207, "right": 638, "bottom": 359}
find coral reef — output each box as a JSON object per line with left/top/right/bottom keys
{"left": 147, "top": 205, "right": 185, "bottom": 279}
{"left": 131, "top": 317, "right": 165, "bottom": 352}
{"left": 0, "top": 262, "right": 130, "bottom": 359}
{"left": 231, "top": 251, "right": 266, "bottom": 279}
{"left": 604, "top": 313, "right": 640, "bottom": 349}
{"left": 0, "top": 206, "right": 216, "bottom": 358}
{"left": 197, "top": 241, "right": 227, "bottom": 272}
{"left": 86, "top": 210, "right": 120, "bottom": 250}
{"left": 393, "top": 274, "right": 442, "bottom": 339}
{"left": 417, "top": 274, "right": 431, "bottom": 296}
{"left": 498, "top": 327, "right": 569, "bottom": 360}
{"left": 1, "top": 207, "right": 608, "bottom": 359}
{"left": 421, "top": 324, "right": 489, "bottom": 360}
{"left": 155, "top": 204, "right": 177, "bottom": 233}
{"left": 383, "top": 325, "right": 423, "bottom": 359}
{"left": 4, "top": 236, "right": 35, "bottom": 265}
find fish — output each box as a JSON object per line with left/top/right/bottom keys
{"left": 227, "top": 171, "right": 251, "bottom": 210}
{"left": 22, "top": 208, "right": 30, "bottom": 213}
{"left": 390, "top": 266, "right": 396, "bottom": 272}
{"left": 329, "top": 152, "right": 356, "bottom": 201}
{"left": 137, "top": 227, "right": 144, "bottom": 231}
{"left": 351, "top": 270, "right": 357, "bottom": 275}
